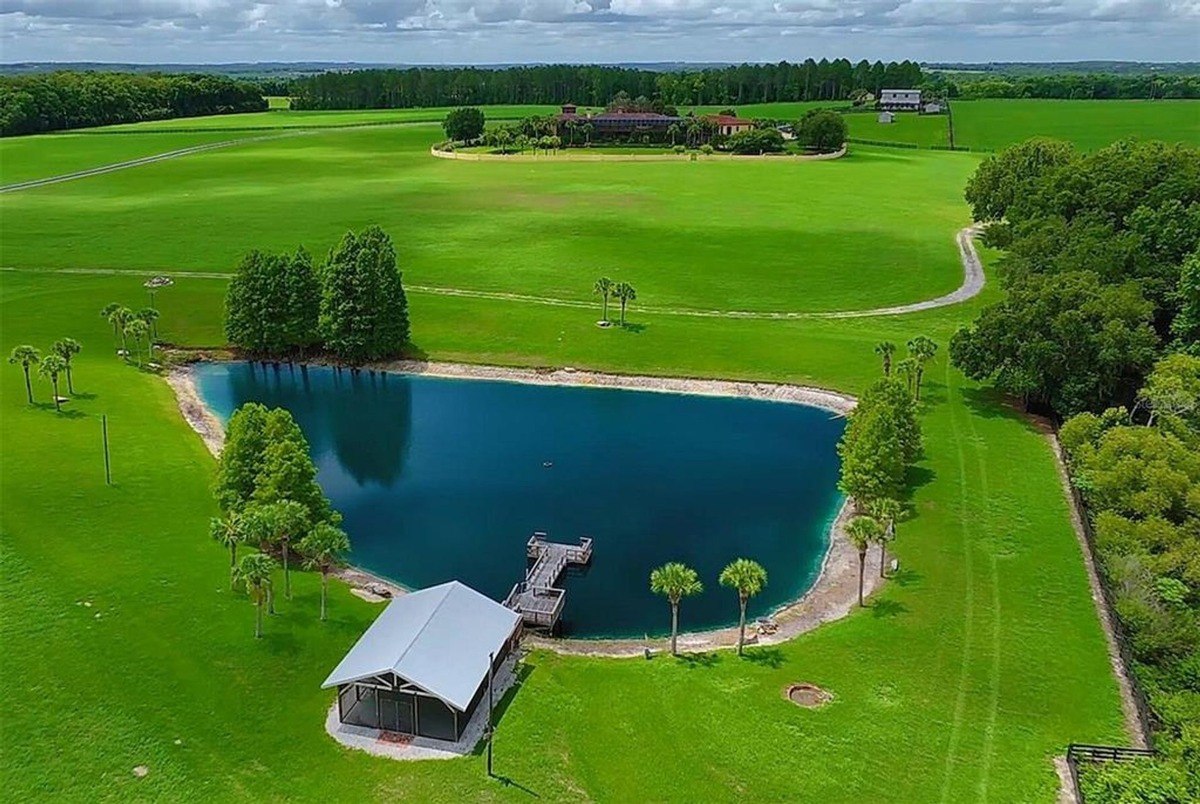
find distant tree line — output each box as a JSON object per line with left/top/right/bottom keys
{"left": 225, "top": 225, "right": 410, "bottom": 365}
{"left": 289, "top": 60, "right": 926, "bottom": 110}
{"left": 950, "top": 137, "right": 1200, "bottom": 418}
{"left": 924, "top": 72, "right": 1200, "bottom": 100}
{"left": 0, "top": 71, "right": 267, "bottom": 136}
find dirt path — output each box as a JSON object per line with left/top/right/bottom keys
{"left": 1, "top": 225, "right": 984, "bottom": 319}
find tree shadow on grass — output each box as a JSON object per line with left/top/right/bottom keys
{"left": 902, "top": 466, "right": 936, "bottom": 503}
{"left": 492, "top": 775, "right": 540, "bottom": 798}
{"left": 888, "top": 567, "right": 923, "bottom": 589}
{"left": 677, "top": 651, "right": 722, "bottom": 670}
{"left": 31, "top": 402, "right": 87, "bottom": 419}
{"left": 960, "top": 386, "right": 1049, "bottom": 436}
{"left": 871, "top": 598, "right": 908, "bottom": 619}
{"left": 71, "top": 391, "right": 98, "bottom": 401}
{"left": 619, "top": 322, "right": 647, "bottom": 334}
{"left": 741, "top": 647, "right": 786, "bottom": 668}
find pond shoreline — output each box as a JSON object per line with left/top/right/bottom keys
{"left": 166, "top": 358, "right": 873, "bottom": 651}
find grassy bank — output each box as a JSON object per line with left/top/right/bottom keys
{"left": 0, "top": 261, "right": 1126, "bottom": 800}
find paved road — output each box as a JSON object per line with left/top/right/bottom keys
{"left": 0, "top": 227, "right": 985, "bottom": 320}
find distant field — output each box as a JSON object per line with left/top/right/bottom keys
{"left": 0, "top": 123, "right": 976, "bottom": 314}
{"left": 845, "top": 112, "right": 950, "bottom": 148}
{"left": 266, "top": 95, "right": 291, "bottom": 110}
{"left": 0, "top": 131, "right": 260, "bottom": 186}
{"left": 96, "top": 105, "right": 559, "bottom": 132}
{"left": 951, "top": 99, "right": 1200, "bottom": 151}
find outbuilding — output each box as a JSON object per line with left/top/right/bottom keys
{"left": 878, "top": 111, "right": 895, "bottom": 124}
{"left": 323, "top": 581, "right": 522, "bottom": 742}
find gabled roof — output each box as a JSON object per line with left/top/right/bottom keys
{"left": 321, "top": 581, "right": 520, "bottom": 712}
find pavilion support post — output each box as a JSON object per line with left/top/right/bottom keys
{"left": 486, "top": 650, "right": 495, "bottom": 777}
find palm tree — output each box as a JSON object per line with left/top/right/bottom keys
{"left": 667, "top": 122, "right": 681, "bottom": 145}
{"left": 299, "top": 522, "right": 351, "bottom": 622}
{"left": 593, "top": 277, "right": 615, "bottom": 322}
{"left": 8, "top": 345, "right": 40, "bottom": 404}
{"left": 865, "top": 497, "right": 902, "bottom": 577}
{"left": 613, "top": 281, "right": 637, "bottom": 326}
{"left": 718, "top": 558, "right": 768, "bottom": 656}
{"left": 38, "top": 355, "right": 68, "bottom": 411}
{"left": 100, "top": 303, "right": 121, "bottom": 347}
{"left": 210, "top": 513, "right": 246, "bottom": 588}
{"left": 137, "top": 307, "right": 160, "bottom": 342}
{"left": 581, "top": 122, "right": 594, "bottom": 145}
{"left": 649, "top": 562, "right": 703, "bottom": 655}
{"left": 906, "top": 336, "right": 939, "bottom": 401}
{"left": 874, "top": 341, "right": 896, "bottom": 376}
{"left": 894, "top": 358, "right": 917, "bottom": 397}
{"left": 125, "top": 319, "right": 149, "bottom": 367}
{"left": 233, "top": 553, "right": 277, "bottom": 639}
{"left": 258, "top": 500, "right": 309, "bottom": 600}
{"left": 109, "top": 306, "right": 133, "bottom": 356}
{"left": 846, "top": 516, "right": 883, "bottom": 607}
{"left": 241, "top": 506, "right": 281, "bottom": 614}
{"left": 51, "top": 338, "right": 81, "bottom": 394}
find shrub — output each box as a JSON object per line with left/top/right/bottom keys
{"left": 796, "top": 109, "right": 848, "bottom": 153}
{"left": 442, "top": 107, "right": 485, "bottom": 142}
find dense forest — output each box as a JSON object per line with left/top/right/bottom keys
{"left": 288, "top": 60, "right": 926, "bottom": 109}
{"left": 0, "top": 71, "right": 267, "bottom": 136}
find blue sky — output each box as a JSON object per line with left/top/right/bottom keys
{"left": 2, "top": 1, "right": 1197, "bottom": 64}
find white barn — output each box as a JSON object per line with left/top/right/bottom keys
{"left": 879, "top": 89, "right": 922, "bottom": 112}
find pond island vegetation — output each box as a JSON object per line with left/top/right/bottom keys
{"left": 2, "top": 60, "right": 1200, "bottom": 803}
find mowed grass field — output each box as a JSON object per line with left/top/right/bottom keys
{"left": 98, "top": 104, "right": 559, "bottom": 132}
{"left": 2, "top": 100, "right": 1157, "bottom": 799}
{"left": 951, "top": 99, "right": 1200, "bottom": 151}
{"left": 0, "top": 262, "right": 1126, "bottom": 801}
{"left": 0, "top": 124, "right": 975, "bottom": 314}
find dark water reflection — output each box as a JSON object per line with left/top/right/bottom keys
{"left": 195, "top": 362, "right": 845, "bottom": 638}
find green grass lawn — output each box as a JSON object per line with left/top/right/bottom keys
{"left": 845, "top": 111, "right": 950, "bottom": 148}
{"left": 0, "top": 131, "right": 263, "bottom": 186}
{"left": 95, "top": 105, "right": 559, "bottom": 132}
{"left": 951, "top": 99, "right": 1200, "bottom": 151}
{"left": 0, "top": 125, "right": 975, "bottom": 314}
{"left": 0, "top": 260, "right": 1126, "bottom": 800}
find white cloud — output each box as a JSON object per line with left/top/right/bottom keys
{"left": 0, "top": 0, "right": 1196, "bottom": 62}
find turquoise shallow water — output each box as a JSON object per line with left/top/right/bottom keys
{"left": 195, "top": 362, "right": 845, "bottom": 638}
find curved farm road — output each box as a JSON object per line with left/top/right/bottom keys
{"left": 1, "top": 226, "right": 984, "bottom": 319}
{"left": 0, "top": 131, "right": 322, "bottom": 194}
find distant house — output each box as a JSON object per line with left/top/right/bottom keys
{"left": 878, "top": 89, "right": 922, "bottom": 112}
{"left": 555, "top": 103, "right": 681, "bottom": 137}
{"left": 922, "top": 101, "right": 944, "bottom": 114}
{"left": 705, "top": 114, "right": 755, "bottom": 137}
{"left": 323, "top": 581, "right": 521, "bottom": 743}
{"left": 878, "top": 111, "right": 895, "bottom": 124}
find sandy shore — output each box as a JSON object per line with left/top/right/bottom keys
{"left": 166, "top": 359, "right": 875, "bottom": 653}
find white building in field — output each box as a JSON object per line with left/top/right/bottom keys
{"left": 878, "top": 111, "right": 895, "bottom": 124}
{"left": 878, "top": 89, "right": 921, "bottom": 112}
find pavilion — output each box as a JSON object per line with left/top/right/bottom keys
{"left": 323, "top": 581, "right": 522, "bottom": 742}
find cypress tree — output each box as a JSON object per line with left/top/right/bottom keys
{"left": 320, "top": 226, "right": 410, "bottom": 364}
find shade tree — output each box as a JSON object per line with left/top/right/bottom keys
{"left": 320, "top": 226, "right": 410, "bottom": 364}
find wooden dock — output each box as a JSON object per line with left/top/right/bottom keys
{"left": 503, "top": 532, "right": 593, "bottom": 631}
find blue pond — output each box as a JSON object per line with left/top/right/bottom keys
{"left": 194, "top": 362, "right": 845, "bottom": 638}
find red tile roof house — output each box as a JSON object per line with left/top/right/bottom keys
{"left": 706, "top": 114, "right": 755, "bottom": 136}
